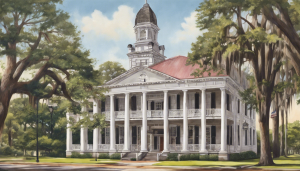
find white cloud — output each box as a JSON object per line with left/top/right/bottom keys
{"left": 172, "top": 11, "right": 204, "bottom": 44}
{"left": 103, "top": 47, "right": 129, "bottom": 69}
{"left": 81, "top": 5, "right": 135, "bottom": 41}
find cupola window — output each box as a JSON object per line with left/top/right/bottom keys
{"left": 140, "top": 30, "right": 146, "bottom": 40}
{"left": 139, "top": 73, "right": 147, "bottom": 82}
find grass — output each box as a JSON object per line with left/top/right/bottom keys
{"left": 0, "top": 157, "right": 119, "bottom": 164}
{"left": 154, "top": 154, "right": 300, "bottom": 169}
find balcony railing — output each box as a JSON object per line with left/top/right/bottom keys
{"left": 87, "top": 144, "right": 93, "bottom": 151}
{"left": 103, "top": 108, "right": 223, "bottom": 120}
{"left": 116, "top": 144, "right": 124, "bottom": 152}
{"left": 98, "top": 144, "right": 110, "bottom": 151}
{"left": 130, "top": 144, "right": 141, "bottom": 152}
{"left": 169, "top": 144, "right": 182, "bottom": 152}
{"left": 147, "top": 110, "right": 163, "bottom": 118}
{"left": 207, "top": 144, "right": 221, "bottom": 152}
{"left": 71, "top": 144, "right": 80, "bottom": 150}
{"left": 188, "top": 144, "right": 200, "bottom": 151}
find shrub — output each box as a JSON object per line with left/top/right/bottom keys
{"left": 110, "top": 153, "right": 121, "bottom": 159}
{"left": 199, "top": 154, "right": 209, "bottom": 160}
{"left": 179, "top": 154, "right": 190, "bottom": 161}
{"left": 130, "top": 158, "right": 136, "bottom": 161}
{"left": 229, "top": 151, "right": 257, "bottom": 161}
{"left": 70, "top": 152, "right": 81, "bottom": 158}
{"left": 208, "top": 154, "right": 218, "bottom": 161}
{"left": 167, "top": 153, "right": 178, "bottom": 161}
{"left": 98, "top": 153, "right": 110, "bottom": 159}
{"left": 0, "top": 145, "right": 13, "bottom": 155}
{"left": 189, "top": 153, "right": 200, "bottom": 160}
{"left": 81, "top": 153, "right": 93, "bottom": 158}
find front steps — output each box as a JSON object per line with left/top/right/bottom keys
{"left": 142, "top": 152, "right": 158, "bottom": 161}
{"left": 121, "top": 152, "right": 136, "bottom": 160}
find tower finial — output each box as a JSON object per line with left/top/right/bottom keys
{"left": 145, "top": 0, "right": 147, "bottom": 4}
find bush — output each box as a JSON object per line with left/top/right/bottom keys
{"left": 130, "top": 158, "right": 136, "bottom": 161}
{"left": 179, "top": 154, "right": 190, "bottom": 161}
{"left": 167, "top": 153, "right": 178, "bottom": 161}
{"left": 81, "top": 153, "right": 92, "bottom": 158}
{"left": 70, "top": 152, "right": 81, "bottom": 158}
{"left": 0, "top": 145, "right": 13, "bottom": 155}
{"left": 110, "top": 153, "right": 121, "bottom": 159}
{"left": 199, "top": 154, "right": 209, "bottom": 160}
{"left": 208, "top": 154, "right": 218, "bottom": 161}
{"left": 189, "top": 153, "right": 200, "bottom": 160}
{"left": 229, "top": 151, "right": 257, "bottom": 161}
{"left": 98, "top": 153, "right": 110, "bottom": 159}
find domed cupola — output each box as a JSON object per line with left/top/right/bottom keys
{"left": 127, "top": 1, "right": 166, "bottom": 69}
{"left": 135, "top": 2, "right": 157, "bottom": 26}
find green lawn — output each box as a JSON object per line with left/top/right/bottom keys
{"left": 154, "top": 155, "right": 300, "bottom": 169}
{"left": 0, "top": 157, "right": 119, "bottom": 164}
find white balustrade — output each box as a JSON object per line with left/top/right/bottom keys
{"left": 188, "top": 144, "right": 200, "bottom": 151}
{"left": 130, "top": 144, "right": 141, "bottom": 152}
{"left": 208, "top": 144, "right": 221, "bottom": 152}
{"left": 226, "top": 110, "right": 233, "bottom": 119}
{"left": 104, "top": 111, "right": 110, "bottom": 120}
{"left": 116, "top": 144, "right": 124, "bottom": 151}
{"left": 169, "top": 144, "right": 182, "bottom": 152}
{"left": 206, "top": 109, "right": 221, "bottom": 116}
{"left": 130, "top": 111, "right": 142, "bottom": 119}
{"left": 147, "top": 110, "right": 163, "bottom": 118}
{"left": 71, "top": 144, "right": 80, "bottom": 150}
{"left": 87, "top": 144, "right": 93, "bottom": 150}
{"left": 188, "top": 109, "right": 201, "bottom": 118}
{"left": 115, "top": 111, "right": 125, "bottom": 119}
{"left": 168, "top": 109, "right": 183, "bottom": 118}
{"left": 98, "top": 144, "right": 110, "bottom": 151}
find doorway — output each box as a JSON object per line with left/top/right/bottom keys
{"left": 160, "top": 136, "right": 164, "bottom": 151}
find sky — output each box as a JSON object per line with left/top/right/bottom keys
{"left": 57, "top": 0, "right": 205, "bottom": 69}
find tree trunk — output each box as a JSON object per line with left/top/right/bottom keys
{"left": 280, "top": 109, "right": 284, "bottom": 156}
{"left": 8, "top": 130, "right": 12, "bottom": 147}
{"left": 259, "top": 120, "right": 275, "bottom": 165}
{"left": 285, "top": 109, "right": 288, "bottom": 157}
{"left": 272, "top": 106, "right": 280, "bottom": 158}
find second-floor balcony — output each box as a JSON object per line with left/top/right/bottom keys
{"left": 104, "top": 108, "right": 223, "bottom": 120}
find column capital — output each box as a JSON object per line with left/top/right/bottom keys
{"left": 220, "top": 88, "right": 227, "bottom": 91}
{"left": 200, "top": 88, "right": 206, "bottom": 91}
{"left": 109, "top": 94, "right": 114, "bottom": 97}
{"left": 124, "top": 92, "right": 130, "bottom": 95}
{"left": 182, "top": 89, "right": 188, "bottom": 92}
{"left": 142, "top": 91, "right": 147, "bottom": 94}
{"left": 163, "top": 90, "right": 168, "bottom": 93}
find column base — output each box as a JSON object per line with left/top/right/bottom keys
{"left": 140, "top": 150, "right": 148, "bottom": 153}
{"left": 162, "top": 150, "right": 170, "bottom": 154}
{"left": 200, "top": 149, "right": 208, "bottom": 155}
{"left": 66, "top": 151, "right": 72, "bottom": 157}
{"left": 122, "top": 149, "right": 130, "bottom": 153}
{"left": 218, "top": 151, "right": 228, "bottom": 161}
{"left": 181, "top": 150, "right": 189, "bottom": 153}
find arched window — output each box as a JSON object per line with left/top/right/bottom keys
{"left": 139, "top": 74, "right": 147, "bottom": 82}
{"left": 140, "top": 30, "right": 146, "bottom": 40}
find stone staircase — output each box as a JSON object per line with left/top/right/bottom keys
{"left": 121, "top": 153, "right": 136, "bottom": 161}
{"left": 141, "top": 152, "right": 158, "bottom": 161}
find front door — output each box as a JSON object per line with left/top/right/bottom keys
{"left": 160, "top": 136, "right": 164, "bottom": 151}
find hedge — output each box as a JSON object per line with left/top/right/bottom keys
{"left": 70, "top": 152, "right": 92, "bottom": 158}
{"left": 110, "top": 153, "right": 121, "bottom": 159}
{"left": 98, "top": 153, "right": 110, "bottom": 159}
{"left": 179, "top": 154, "right": 218, "bottom": 161}
{"left": 229, "top": 151, "right": 257, "bottom": 161}
{"left": 167, "top": 153, "right": 178, "bottom": 161}
{"left": 0, "top": 145, "right": 23, "bottom": 156}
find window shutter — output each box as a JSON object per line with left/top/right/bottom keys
{"left": 211, "top": 92, "right": 216, "bottom": 108}
{"left": 195, "top": 93, "right": 199, "bottom": 109}
{"left": 168, "top": 96, "right": 171, "bottom": 109}
{"left": 211, "top": 126, "right": 216, "bottom": 144}
{"left": 177, "top": 94, "right": 180, "bottom": 109}
{"left": 151, "top": 101, "right": 155, "bottom": 110}
{"left": 206, "top": 92, "right": 211, "bottom": 109}
{"left": 131, "top": 96, "right": 136, "bottom": 111}
{"left": 101, "top": 100, "right": 105, "bottom": 112}
{"left": 115, "top": 98, "right": 119, "bottom": 111}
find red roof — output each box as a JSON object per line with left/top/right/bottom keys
{"left": 149, "top": 56, "right": 227, "bottom": 79}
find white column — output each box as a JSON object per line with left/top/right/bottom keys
{"left": 66, "top": 112, "right": 72, "bottom": 153}
{"left": 200, "top": 89, "right": 208, "bottom": 154}
{"left": 233, "top": 97, "right": 237, "bottom": 151}
{"left": 80, "top": 106, "right": 87, "bottom": 152}
{"left": 110, "top": 95, "right": 116, "bottom": 152}
{"left": 141, "top": 91, "right": 148, "bottom": 152}
{"left": 182, "top": 90, "right": 189, "bottom": 153}
{"left": 93, "top": 99, "right": 99, "bottom": 152}
{"left": 123, "top": 93, "right": 130, "bottom": 152}
{"left": 163, "top": 90, "right": 169, "bottom": 153}
{"left": 220, "top": 88, "right": 227, "bottom": 153}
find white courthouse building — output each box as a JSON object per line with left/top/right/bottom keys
{"left": 66, "top": 2, "right": 257, "bottom": 160}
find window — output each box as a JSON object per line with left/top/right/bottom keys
{"left": 105, "top": 128, "right": 110, "bottom": 144}
{"left": 226, "top": 94, "right": 230, "bottom": 111}
{"left": 230, "top": 126, "right": 233, "bottom": 145}
{"left": 250, "top": 128, "right": 252, "bottom": 145}
{"left": 238, "top": 99, "right": 240, "bottom": 113}
{"left": 155, "top": 102, "right": 162, "bottom": 110}
{"left": 227, "top": 126, "right": 229, "bottom": 145}
{"left": 253, "top": 130, "right": 255, "bottom": 145}
{"left": 195, "top": 93, "right": 199, "bottom": 109}
{"left": 119, "top": 127, "right": 124, "bottom": 144}
{"left": 170, "top": 127, "right": 177, "bottom": 136}
{"left": 238, "top": 125, "right": 240, "bottom": 146}
{"left": 177, "top": 94, "right": 180, "bottom": 109}
{"left": 211, "top": 92, "right": 216, "bottom": 108}
{"left": 115, "top": 98, "right": 119, "bottom": 111}
{"left": 101, "top": 128, "right": 105, "bottom": 144}
{"left": 140, "top": 74, "right": 147, "bottom": 82}
{"left": 211, "top": 126, "right": 216, "bottom": 144}
{"left": 132, "top": 126, "right": 137, "bottom": 144}
{"left": 116, "top": 127, "right": 119, "bottom": 144}
{"left": 245, "top": 104, "right": 248, "bottom": 116}
{"left": 151, "top": 101, "right": 155, "bottom": 110}
{"left": 140, "top": 30, "right": 146, "bottom": 40}
{"left": 195, "top": 126, "right": 199, "bottom": 144}
{"left": 131, "top": 96, "right": 136, "bottom": 111}
{"left": 101, "top": 100, "right": 105, "bottom": 112}
{"left": 245, "top": 130, "right": 248, "bottom": 145}
{"left": 168, "top": 96, "right": 171, "bottom": 109}
{"left": 176, "top": 126, "right": 180, "bottom": 144}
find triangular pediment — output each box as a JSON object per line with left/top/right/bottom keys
{"left": 105, "top": 66, "right": 178, "bottom": 86}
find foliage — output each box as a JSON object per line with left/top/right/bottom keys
{"left": 98, "top": 153, "right": 110, "bottom": 159}
{"left": 167, "top": 153, "right": 178, "bottom": 161}
{"left": 0, "top": 145, "right": 23, "bottom": 156}
{"left": 98, "top": 61, "right": 126, "bottom": 85}
{"left": 70, "top": 152, "right": 92, "bottom": 158}
{"left": 130, "top": 158, "right": 136, "bottom": 161}
{"left": 287, "top": 121, "right": 300, "bottom": 152}
{"left": 229, "top": 151, "right": 258, "bottom": 161}
{"left": 110, "top": 153, "right": 121, "bottom": 160}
